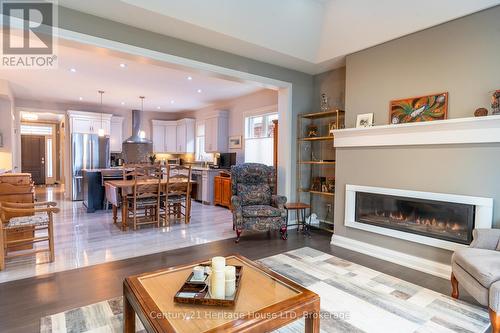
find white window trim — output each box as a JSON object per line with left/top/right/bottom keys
{"left": 243, "top": 105, "right": 278, "bottom": 165}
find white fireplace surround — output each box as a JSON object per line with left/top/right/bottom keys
{"left": 344, "top": 185, "right": 493, "bottom": 252}
{"left": 330, "top": 117, "right": 498, "bottom": 278}
{"left": 333, "top": 115, "right": 500, "bottom": 148}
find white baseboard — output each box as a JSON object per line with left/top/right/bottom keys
{"left": 331, "top": 235, "right": 451, "bottom": 279}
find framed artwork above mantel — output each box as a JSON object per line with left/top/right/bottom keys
{"left": 390, "top": 92, "right": 448, "bottom": 124}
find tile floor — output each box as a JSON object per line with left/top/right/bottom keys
{"left": 0, "top": 185, "right": 235, "bottom": 283}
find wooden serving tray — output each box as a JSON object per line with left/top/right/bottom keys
{"left": 174, "top": 265, "right": 243, "bottom": 307}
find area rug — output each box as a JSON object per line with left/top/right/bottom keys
{"left": 40, "top": 247, "right": 491, "bottom": 333}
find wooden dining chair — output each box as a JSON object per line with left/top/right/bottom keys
{"left": 162, "top": 165, "right": 192, "bottom": 226}
{"left": 126, "top": 165, "right": 162, "bottom": 230}
{"left": 0, "top": 201, "right": 59, "bottom": 271}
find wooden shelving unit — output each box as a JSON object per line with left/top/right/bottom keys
{"left": 298, "top": 161, "right": 336, "bottom": 165}
{"left": 298, "top": 136, "right": 334, "bottom": 142}
{"left": 296, "top": 109, "right": 345, "bottom": 233}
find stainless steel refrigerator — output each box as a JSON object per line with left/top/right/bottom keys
{"left": 71, "top": 133, "right": 110, "bottom": 201}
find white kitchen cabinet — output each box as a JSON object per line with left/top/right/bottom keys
{"left": 71, "top": 117, "right": 93, "bottom": 134}
{"left": 110, "top": 116, "right": 124, "bottom": 152}
{"left": 204, "top": 111, "right": 228, "bottom": 153}
{"left": 152, "top": 124, "right": 165, "bottom": 153}
{"left": 176, "top": 119, "right": 195, "bottom": 153}
{"left": 152, "top": 119, "right": 194, "bottom": 153}
{"left": 91, "top": 119, "right": 111, "bottom": 135}
{"left": 68, "top": 111, "right": 112, "bottom": 135}
{"left": 165, "top": 123, "right": 177, "bottom": 153}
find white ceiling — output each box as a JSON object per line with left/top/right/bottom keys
{"left": 0, "top": 42, "right": 263, "bottom": 112}
{"left": 58, "top": 0, "right": 500, "bottom": 74}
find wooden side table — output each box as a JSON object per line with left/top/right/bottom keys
{"left": 285, "top": 202, "right": 311, "bottom": 237}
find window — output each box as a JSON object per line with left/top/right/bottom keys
{"left": 244, "top": 112, "right": 277, "bottom": 166}
{"left": 195, "top": 123, "right": 213, "bottom": 162}
{"left": 20, "top": 124, "right": 53, "bottom": 135}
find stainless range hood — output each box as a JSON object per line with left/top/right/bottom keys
{"left": 122, "top": 109, "right": 153, "bottom": 163}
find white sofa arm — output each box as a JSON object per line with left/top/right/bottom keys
{"left": 470, "top": 229, "right": 500, "bottom": 250}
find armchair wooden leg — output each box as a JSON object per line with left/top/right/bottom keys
{"left": 451, "top": 272, "right": 459, "bottom": 299}
{"left": 48, "top": 219, "right": 55, "bottom": 262}
{"left": 490, "top": 309, "right": 500, "bottom": 333}
{"left": 280, "top": 225, "right": 288, "bottom": 240}
{"left": 0, "top": 229, "right": 4, "bottom": 271}
{"left": 235, "top": 229, "right": 242, "bottom": 243}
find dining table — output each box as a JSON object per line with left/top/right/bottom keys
{"left": 104, "top": 178, "right": 192, "bottom": 231}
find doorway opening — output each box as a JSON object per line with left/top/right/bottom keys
{"left": 20, "top": 113, "right": 65, "bottom": 186}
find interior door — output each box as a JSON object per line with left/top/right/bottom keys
{"left": 21, "top": 135, "right": 46, "bottom": 185}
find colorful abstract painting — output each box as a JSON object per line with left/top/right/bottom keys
{"left": 390, "top": 92, "right": 448, "bottom": 124}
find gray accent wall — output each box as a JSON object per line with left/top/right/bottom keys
{"left": 332, "top": 6, "right": 500, "bottom": 264}
{"left": 57, "top": 6, "right": 314, "bottom": 199}
{"left": 345, "top": 5, "right": 500, "bottom": 128}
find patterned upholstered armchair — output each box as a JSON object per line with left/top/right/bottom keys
{"left": 230, "top": 163, "right": 287, "bottom": 243}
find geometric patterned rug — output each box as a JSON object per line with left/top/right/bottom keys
{"left": 40, "top": 247, "right": 491, "bottom": 333}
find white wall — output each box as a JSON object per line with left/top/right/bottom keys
{"left": 0, "top": 80, "right": 16, "bottom": 171}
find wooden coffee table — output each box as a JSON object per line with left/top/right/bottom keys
{"left": 123, "top": 254, "right": 320, "bottom": 333}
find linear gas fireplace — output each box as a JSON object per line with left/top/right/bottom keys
{"left": 345, "top": 185, "right": 493, "bottom": 250}
{"left": 355, "top": 192, "right": 474, "bottom": 244}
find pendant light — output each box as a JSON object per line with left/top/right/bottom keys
{"left": 139, "top": 96, "right": 146, "bottom": 139}
{"left": 97, "top": 90, "right": 105, "bottom": 137}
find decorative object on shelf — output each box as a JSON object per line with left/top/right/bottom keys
{"left": 326, "top": 177, "right": 335, "bottom": 193}
{"left": 356, "top": 113, "right": 374, "bottom": 128}
{"left": 306, "top": 213, "right": 319, "bottom": 227}
{"left": 492, "top": 90, "right": 500, "bottom": 115}
{"left": 311, "top": 177, "right": 321, "bottom": 192}
{"left": 328, "top": 122, "right": 336, "bottom": 136}
{"left": 390, "top": 92, "right": 448, "bottom": 124}
{"left": 474, "top": 108, "right": 489, "bottom": 117}
{"left": 228, "top": 135, "right": 242, "bottom": 149}
{"left": 320, "top": 93, "right": 330, "bottom": 112}
{"left": 306, "top": 124, "right": 318, "bottom": 137}
{"left": 325, "top": 203, "right": 333, "bottom": 222}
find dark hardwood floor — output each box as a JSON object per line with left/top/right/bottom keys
{"left": 0, "top": 230, "right": 475, "bottom": 333}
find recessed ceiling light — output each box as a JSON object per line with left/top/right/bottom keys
{"left": 187, "top": 76, "right": 192, "bottom": 81}
{"left": 121, "top": 101, "right": 125, "bottom": 105}
{"left": 119, "top": 63, "right": 127, "bottom": 68}
{"left": 197, "top": 89, "right": 202, "bottom": 93}
{"left": 70, "top": 68, "right": 77, "bottom": 73}
{"left": 79, "top": 97, "right": 83, "bottom": 101}
{"left": 157, "top": 106, "right": 161, "bottom": 110}
{"left": 170, "top": 100, "right": 175, "bottom": 104}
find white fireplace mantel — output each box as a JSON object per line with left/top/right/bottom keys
{"left": 333, "top": 115, "right": 500, "bottom": 148}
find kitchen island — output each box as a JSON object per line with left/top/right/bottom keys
{"left": 82, "top": 168, "right": 123, "bottom": 213}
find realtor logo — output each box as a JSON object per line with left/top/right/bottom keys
{"left": 1, "top": 0, "right": 58, "bottom": 68}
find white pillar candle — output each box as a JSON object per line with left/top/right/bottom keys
{"left": 210, "top": 271, "right": 226, "bottom": 299}
{"left": 211, "top": 256, "right": 226, "bottom": 271}
{"left": 224, "top": 266, "right": 236, "bottom": 280}
{"left": 225, "top": 278, "right": 236, "bottom": 297}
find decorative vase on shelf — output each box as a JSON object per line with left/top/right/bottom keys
{"left": 492, "top": 90, "right": 500, "bottom": 115}
{"left": 320, "top": 93, "right": 330, "bottom": 112}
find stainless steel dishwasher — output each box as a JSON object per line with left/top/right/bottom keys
{"left": 191, "top": 170, "right": 203, "bottom": 202}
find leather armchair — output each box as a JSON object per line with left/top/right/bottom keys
{"left": 451, "top": 228, "right": 500, "bottom": 333}
{"left": 230, "top": 163, "right": 287, "bottom": 243}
